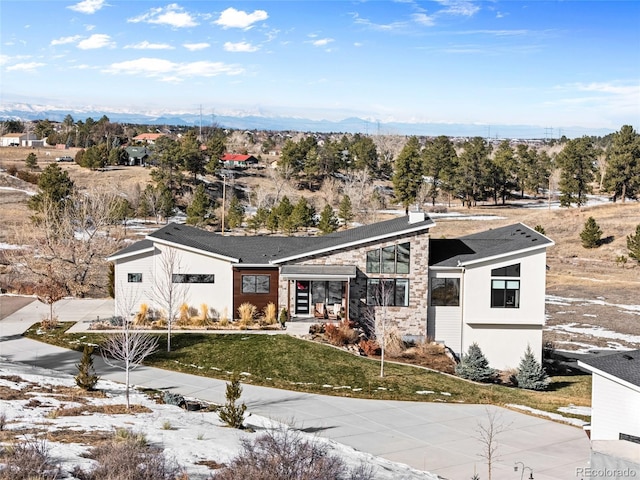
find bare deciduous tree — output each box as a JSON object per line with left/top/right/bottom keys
{"left": 476, "top": 407, "right": 510, "bottom": 480}
{"left": 362, "top": 279, "right": 397, "bottom": 378}
{"left": 150, "top": 247, "right": 188, "bottom": 352}
{"left": 34, "top": 266, "right": 66, "bottom": 325}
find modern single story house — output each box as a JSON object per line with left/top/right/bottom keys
{"left": 1, "top": 133, "right": 38, "bottom": 147}
{"left": 108, "top": 213, "right": 553, "bottom": 369}
{"left": 578, "top": 350, "right": 640, "bottom": 474}
{"left": 220, "top": 154, "right": 259, "bottom": 168}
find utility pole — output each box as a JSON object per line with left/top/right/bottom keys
{"left": 221, "top": 172, "right": 226, "bottom": 236}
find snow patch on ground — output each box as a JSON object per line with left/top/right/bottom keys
{"left": 547, "top": 322, "right": 640, "bottom": 346}
{"left": 0, "top": 359, "right": 437, "bottom": 480}
{"left": 557, "top": 405, "right": 591, "bottom": 417}
{"left": 506, "top": 404, "right": 589, "bottom": 427}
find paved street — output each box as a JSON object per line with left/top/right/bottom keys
{"left": 0, "top": 296, "right": 591, "bottom": 480}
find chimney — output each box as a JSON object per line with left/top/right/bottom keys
{"left": 408, "top": 211, "right": 425, "bottom": 224}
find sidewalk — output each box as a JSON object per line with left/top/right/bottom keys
{"left": 0, "top": 296, "right": 591, "bottom": 480}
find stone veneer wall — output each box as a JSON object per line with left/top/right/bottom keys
{"left": 278, "top": 231, "right": 430, "bottom": 337}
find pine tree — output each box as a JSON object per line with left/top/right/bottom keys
{"left": 318, "top": 204, "right": 339, "bottom": 235}
{"left": 627, "top": 224, "right": 640, "bottom": 263}
{"left": 338, "top": 195, "right": 353, "bottom": 226}
{"left": 226, "top": 195, "right": 245, "bottom": 229}
{"left": 455, "top": 343, "right": 496, "bottom": 383}
{"left": 25, "top": 152, "right": 38, "bottom": 170}
{"left": 580, "top": 216, "right": 602, "bottom": 248}
{"left": 218, "top": 373, "right": 246, "bottom": 429}
{"left": 186, "top": 184, "right": 211, "bottom": 226}
{"left": 75, "top": 345, "right": 100, "bottom": 390}
{"left": 392, "top": 136, "right": 423, "bottom": 212}
{"left": 515, "top": 344, "right": 550, "bottom": 390}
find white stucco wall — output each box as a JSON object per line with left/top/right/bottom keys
{"left": 590, "top": 373, "right": 640, "bottom": 441}
{"left": 462, "top": 324, "right": 543, "bottom": 370}
{"left": 113, "top": 243, "right": 234, "bottom": 320}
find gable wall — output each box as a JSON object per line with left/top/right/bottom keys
{"left": 590, "top": 373, "right": 640, "bottom": 440}
{"left": 278, "top": 231, "right": 430, "bottom": 336}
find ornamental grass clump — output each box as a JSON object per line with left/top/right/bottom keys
{"left": 237, "top": 302, "right": 256, "bottom": 329}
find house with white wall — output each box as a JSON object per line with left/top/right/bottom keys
{"left": 108, "top": 214, "right": 553, "bottom": 369}
{"left": 578, "top": 350, "right": 640, "bottom": 474}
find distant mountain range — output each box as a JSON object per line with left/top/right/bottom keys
{"left": 0, "top": 102, "right": 615, "bottom": 139}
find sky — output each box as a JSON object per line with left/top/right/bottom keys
{"left": 1, "top": 0, "right": 639, "bottom": 132}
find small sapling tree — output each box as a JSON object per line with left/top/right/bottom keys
{"left": 515, "top": 344, "right": 550, "bottom": 390}
{"left": 75, "top": 345, "right": 100, "bottom": 391}
{"left": 455, "top": 343, "right": 496, "bottom": 383}
{"left": 627, "top": 224, "right": 640, "bottom": 263}
{"left": 218, "top": 373, "right": 247, "bottom": 429}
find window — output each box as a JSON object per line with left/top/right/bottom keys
{"left": 366, "top": 279, "right": 409, "bottom": 307}
{"left": 365, "top": 242, "right": 410, "bottom": 274}
{"left": 128, "top": 273, "right": 142, "bottom": 283}
{"left": 491, "top": 280, "right": 520, "bottom": 308}
{"left": 430, "top": 278, "right": 460, "bottom": 306}
{"left": 242, "top": 275, "right": 270, "bottom": 294}
{"left": 491, "top": 263, "right": 520, "bottom": 308}
{"left": 172, "top": 274, "right": 215, "bottom": 284}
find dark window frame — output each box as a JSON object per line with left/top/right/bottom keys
{"left": 242, "top": 274, "right": 271, "bottom": 294}
{"left": 127, "top": 273, "right": 143, "bottom": 283}
{"left": 430, "top": 277, "right": 460, "bottom": 306}
{"left": 491, "top": 279, "right": 520, "bottom": 308}
{"left": 365, "top": 242, "right": 411, "bottom": 274}
{"left": 172, "top": 274, "right": 215, "bottom": 284}
{"left": 366, "top": 278, "right": 409, "bottom": 307}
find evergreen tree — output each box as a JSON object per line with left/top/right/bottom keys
{"left": 247, "top": 206, "right": 269, "bottom": 233}
{"left": 28, "top": 163, "right": 75, "bottom": 215}
{"left": 627, "top": 224, "right": 640, "bottom": 263}
{"left": 186, "top": 184, "right": 212, "bottom": 226}
{"left": 514, "top": 344, "right": 549, "bottom": 391}
{"left": 455, "top": 343, "right": 496, "bottom": 383}
{"left": 392, "top": 136, "right": 423, "bottom": 212}
{"left": 290, "top": 197, "right": 316, "bottom": 231}
{"left": 556, "top": 137, "right": 596, "bottom": 207}
{"left": 75, "top": 345, "right": 100, "bottom": 390}
{"left": 25, "top": 152, "right": 38, "bottom": 170}
{"left": 422, "top": 136, "right": 458, "bottom": 206}
{"left": 603, "top": 125, "right": 640, "bottom": 202}
{"left": 218, "top": 373, "right": 246, "bottom": 429}
{"left": 226, "top": 195, "right": 245, "bottom": 229}
{"left": 338, "top": 194, "right": 353, "bottom": 226}
{"left": 318, "top": 204, "right": 339, "bottom": 235}
{"left": 266, "top": 209, "right": 279, "bottom": 233}
{"left": 455, "top": 137, "right": 491, "bottom": 208}
{"left": 580, "top": 216, "right": 602, "bottom": 248}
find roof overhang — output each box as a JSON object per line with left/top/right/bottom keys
{"left": 280, "top": 265, "right": 357, "bottom": 280}
{"left": 148, "top": 236, "right": 240, "bottom": 263}
{"left": 577, "top": 360, "right": 640, "bottom": 394}
{"left": 106, "top": 246, "right": 155, "bottom": 262}
{"left": 458, "top": 243, "right": 553, "bottom": 268}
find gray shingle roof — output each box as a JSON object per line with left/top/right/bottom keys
{"left": 107, "top": 239, "right": 154, "bottom": 260}
{"left": 429, "top": 223, "right": 553, "bottom": 267}
{"left": 136, "top": 215, "right": 434, "bottom": 264}
{"left": 579, "top": 349, "right": 640, "bottom": 388}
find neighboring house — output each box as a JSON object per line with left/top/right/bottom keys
{"left": 124, "top": 146, "right": 151, "bottom": 166}
{"left": 1, "top": 132, "right": 37, "bottom": 147}
{"left": 577, "top": 350, "right": 640, "bottom": 474}
{"left": 107, "top": 214, "right": 553, "bottom": 369}
{"left": 133, "top": 133, "right": 164, "bottom": 144}
{"left": 220, "top": 154, "right": 258, "bottom": 168}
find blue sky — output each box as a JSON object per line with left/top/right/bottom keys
{"left": 1, "top": 0, "right": 639, "bottom": 132}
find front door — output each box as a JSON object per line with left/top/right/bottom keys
{"left": 295, "top": 281, "right": 310, "bottom": 314}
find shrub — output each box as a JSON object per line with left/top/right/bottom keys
{"left": 534, "top": 224, "right": 546, "bottom": 235}
{"left": 214, "top": 426, "right": 375, "bottom": 480}
{"left": 627, "top": 224, "right": 640, "bottom": 263}
{"left": 455, "top": 343, "right": 497, "bottom": 383}
{"left": 324, "top": 319, "right": 358, "bottom": 346}
{"left": 515, "top": 344, "right": 550, "bottom": 391}
{"left": 163, "top": 391, "right": 186, "bottom": 408}
{"left": 0, "top": 438, "right": 61, "bottom": 480}
{"left": 220, "top": 307, "right": 230, "bottom": 327}
{"left": 278, "top": 307, "right": 287, "bottom": 329}
{"left": 580, "top": 216, "right": 602, "bottom": 248}
{"left": 178, "top": 303, "right": 191, "bottom": 326}
{"left": 359, "top": 338, "right": 380, "bottom": 356}
{"left": 262, "top": 302, "right": 277, "bottom": 325}
{"left": 72, "top": 433, "right": 182, "bottom": 480}
{"left": 218, "top": 373, "right": 246, "bottom": 429}
{"left": 134, "top": 303, "right": 149, "bottom": 326}
{"left": 75, "top": 345, "right": 100, "bottom": 391}
{"left": 237, "top": 302, "right": 256, "bottom": 328}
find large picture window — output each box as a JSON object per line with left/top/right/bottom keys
{"left": 365, "top": 242, "right": 410, "bottom": 274}
{"left": 366, "top": 279, "right": 409, "bottom": 307}
{"left": 430, "top": 278, "right": 460, "bottom": 306}
{"left": 242, "top": 275, "right": 270, "bottom": 294}
{"left": 172, "top": 274, "right": 215, "bottom": 284}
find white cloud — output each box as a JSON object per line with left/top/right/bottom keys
{"left": 572, "top": 82, "right": 639, "bottom": 97}
{"left": 215, "top": 7, "right": 268, "bottom": 29}
{"left": 312, "top": 38, "right": 334, "bottom": 47}
{"left": 68, "top": 0, "right": 107, "bottom": 14}
{"left": 103, "top": 57, "right": 244, "bottom": 82}
{"left": 128, "top": 4, "right": 198, "bottom": 28}
{"left": 7, "top": 62, "right": 46, "bottom": 72}
{"left": 77, "top": 34, "right": 114, "bottom": 50}
{"left": 412, "top": 13, "right": 436, "bottom": 26}
{"left": 125, "top": 41, "right": 174, "bottom": 50}
{"left": 50, "top": 35, "right": 82, "bottom": 46}
{"left": 435, "top": 0, "right": 480, "bottom": 17}
{"left": 183, "top": 42, "right": 210, "bottom": 52}
{"left": 223, "top": 41, "right": 259, "bottom": 53}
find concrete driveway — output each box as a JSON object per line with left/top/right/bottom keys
{"left": 0, "top": 296, "right": 591, "bottom": 480}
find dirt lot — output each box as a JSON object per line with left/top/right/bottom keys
{"left": 2, "top": 145, "right": 639, "bottom": 352}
